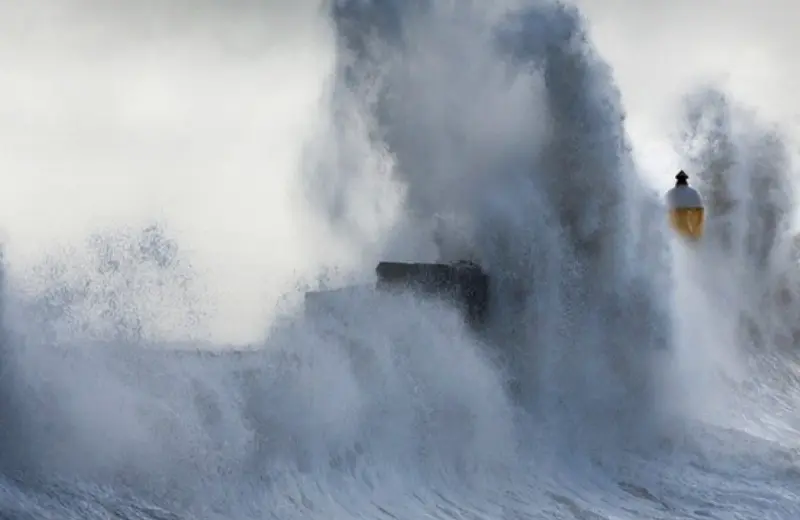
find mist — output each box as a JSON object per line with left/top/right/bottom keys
{"left": 0, "top": 2, "right": 798, "bottom": 519}
{"left": 0, "top": 0, "right": 336, "bottom": 343}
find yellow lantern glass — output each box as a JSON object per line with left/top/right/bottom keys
{"left": 666, "top": 170, "right": 705, "bottom": 241}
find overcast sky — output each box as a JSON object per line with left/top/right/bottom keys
{"left": 0, "top": 0, "right": 794, "bottom": 342}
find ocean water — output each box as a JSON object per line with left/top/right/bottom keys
{"left": 0, "top": 1, "right": 797, "bottom": 519}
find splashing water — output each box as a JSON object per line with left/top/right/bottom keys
{"left": 0, "top": 1, "right": 797, "bottom": 519}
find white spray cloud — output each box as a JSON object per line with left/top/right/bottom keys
{"left": 571, "top": 0, "right": 800, "bottom": 438}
